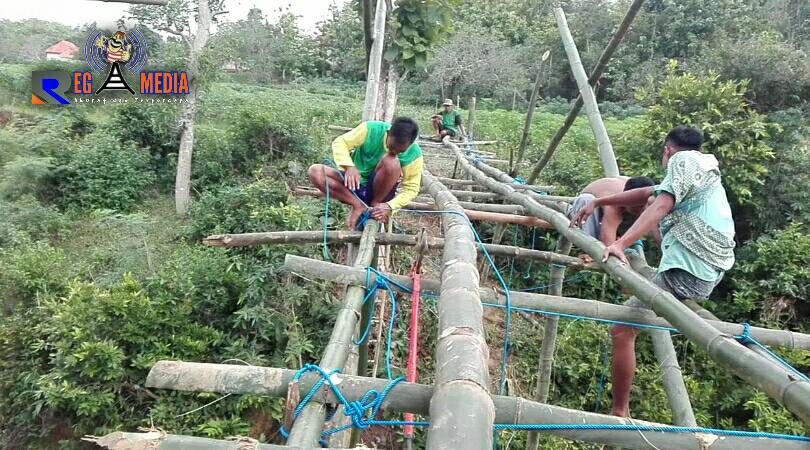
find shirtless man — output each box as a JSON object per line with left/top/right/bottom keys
{"left": 568, "top": 176, "right": 655, "bottom": 262}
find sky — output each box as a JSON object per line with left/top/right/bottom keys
{"left": 0, "top": 0, "right": 340, "bottom": 34}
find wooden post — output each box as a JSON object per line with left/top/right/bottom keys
{"left": 285, "top": 223, "right": 381, "bottom": 447}
{"left": 449, "top": 152, "right": 810, "bottom": 425}
{"left": 527, "top": 0, "right": 645, "bottom": 184}
{"left": 527, "top": 237, "right": 571, "bottom": 450}
{"left": 513, "top": 50, "right": 550, "bottom": 175}
{"left": 467, "top": 96, "right": 476, "bottom": 138}
{"left": 362, "top": 0, "right": 387, "bottom": 121}
{"left": 554, "top": 6, "right": 619, "bottom": 177}
{"left": 144, "top": 362, "right": 810, "bottom": 450}
{"left": 421, "top": 168, "right": 495, "bottom": 450}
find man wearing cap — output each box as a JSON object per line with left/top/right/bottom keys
{"left": 432, "top": 99, "right": 465, "bottom": 139}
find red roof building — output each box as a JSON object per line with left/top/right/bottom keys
{"left": 45, "top": 40, "right": 79, "bottom": 61}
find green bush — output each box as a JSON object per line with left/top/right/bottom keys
{"left": 0, "top": 157, "right": 54, "bottom": 201}
{"left": 0, "top": 240, "right": 75, "bottom": 312}
{"left": 728, "top": 223, "right": 810, "bottom": 325}
{"left": 0, "top": 195, "right": 67, "bottom": 246}
{"left": 54, "top": 131, "right": 156, "bottom": 211}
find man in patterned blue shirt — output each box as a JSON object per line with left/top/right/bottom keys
{"left": 571, "top": 125, "right": 736, "bottom": 418}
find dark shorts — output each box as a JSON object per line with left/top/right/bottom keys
{"left": 624, "top": 268, "right": 723, "bottom": 309}
{"left": 339, "top": 169, "right": 398, "bottom": 205}
{"left": 439, "top": 125, "right": 458, "bottom": 137}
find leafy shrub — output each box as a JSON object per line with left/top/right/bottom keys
{"left": 0, "top": 240, "right": 75, "bottom": 312}
{"left": 0, "top": 195, "right": 67, "bottom": 245}
{"left": 728, "top": 223, "right": 810, "bottom": 326}
{"left": 54, "top": 131, "right": 156, "bottom": 211}
{"left": 0, "top": 157, "right": 54, "bottom": 201}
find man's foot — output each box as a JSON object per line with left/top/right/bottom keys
{"left": 347, "top": 206, "right": 365, "bottom": 230}
{"left": 610, "top": 408, "right": 630, "bottom": 418}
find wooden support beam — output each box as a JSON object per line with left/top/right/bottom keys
{"left": 145, "top": 361, "right": 810, "bottom": 450}
{"left": 527, "top": 0, "right": 645, "bottom": 184}
{"left": 204, "top": 231, "right": 598, "bottom": 270}
{"left": 449, "top": 145, "right": 810, "bottom": 425}
{"left": 281, "top": 254, "right": 810, "bottom": 351}
{"left": 421, "top": 168, "right": 495, "bottom": 450}
{"left": 291, "top": 187, "right": 553, "bottom": 228}
{"left": 285, "top": 222, "right": 380, "bottom": 447}
{"left": 554, "top": 6, "right": 619, "bottom": 177}
{"left": 87, "top": 432, "right": 352, "bottom": 450}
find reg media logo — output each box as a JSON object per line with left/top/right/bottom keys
{"left": 32, "top": 26, "right": 189, "bottom": 105}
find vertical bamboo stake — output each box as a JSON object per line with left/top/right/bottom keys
{"left": 526, "top": 237, "right": 571, "bottom": 450}
{"left": 362, "top": 0, "right": 388, "bottom": 121}
{"left": 467, "top": 96, "right": 476, "bottom": 138}
{"left": 286, "top": 223, "right": 380, "bottom": 447}
{"left": 527, "top": 0, "right": 644, "bottom": 184}
{"left": 513, "top": 50, "right": 551, "bottom": 175}
{"left": 554, "top": 6, "right": 619, "bottom": 177}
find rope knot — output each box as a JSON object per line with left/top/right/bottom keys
{"left": 736, "top": 322, "right": 754, "bottom": 345}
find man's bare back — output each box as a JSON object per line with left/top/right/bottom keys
{"left": 582, "top": 176, "right": 629, "bottom": 198}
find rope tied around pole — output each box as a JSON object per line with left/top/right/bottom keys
{"left": 735, "top": 322, "right": 810, "bottom": 384}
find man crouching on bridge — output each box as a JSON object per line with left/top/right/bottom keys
{"left": 308, "top": 117, "right": 423, "bottom": 229}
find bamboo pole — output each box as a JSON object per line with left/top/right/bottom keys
{"left": 362, "top": 0, "right": 387, "bottom": 121}
{"left": 554, "top": 6, "right": 619, "bottom": 177}
{"left": 513, "top": 50, "right": 550, "bottom": 175}
{"left": 87, "top": 432, "right": 354, "bottom": 449}
{"left": 450, "top": 150, "right": 810, "bottom": 425}
{"left": 527, "top": 236, "right": 571, "bottom": 450}
{"left": 469, "top": 161, "right": 570, "bottom": 214}
{"left": 526, "top": 0, "right": 645, "bottom": 184}
{"left": 285, "top": 222, "right": 380, "bottom": 446}
{"left": 410, "top": 198, "right": 527, "bottom": 214}
{"left": 145, "top": 361, "right": 810, "bottom": 450}
{"left": 421, "top": 168, "right": 495, "bottom": 450}
{"left": 94, "top": 0, "right": 167, "bottom": 4}
{"left": 281, "top": 254, "right": 810, "bottom": 351}
{"left": 435, "top": 176, "right": 555, "bottom": 193}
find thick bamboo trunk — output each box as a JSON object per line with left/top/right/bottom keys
{"left": 145, "top": 361, "right": 810, "bottom": 450}
{"left": 450, "top": 149, "right": 810, "bottom": 425}
{"left": 527, "top": 0, "right": 644, "bottom": 184}
{"left": 281, "top": 254, "right": 810, "bottom": 350}
{"left": 362, "top": 0, "right": 387, "bottom": 121}
{"left": 286, "top": 222, "right": 380, "bottom": 446}
{"left": 421, "top": 168, "right": 495, "bottom": 450}
{"left": 555, "top": 6, "right": 619, "bottom": 177}
{"left": 527, "top": 237, "right": 572, "bottom": 450}
{"left": 650, "top": 329, "right": 698, "bottom": 426}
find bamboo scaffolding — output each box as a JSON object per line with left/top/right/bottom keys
{"left": 554, "top": 6, "right": 619, "bottom": 177}
{"left": 410, "top": 199, "right": 527, "bottom": 214}
{"left": 145, "top": 361, "right": 810, "bottom": 450}
{"left": 285, "top": 222, "right": 380, "bottom": 446}
{"left": 420, "top": 168, "right": 495, "bottom": 450}
{"left": 526, "top": 0, "right": 645, "bottom": 183}
{"left": 281, "top": 254, "right": 810, "bottom": 351}
{"left": 449, "top": 148, "right": 810, "bottom": 425}
{"left": 87, "top": 432, "right": 354, "bottom": 450}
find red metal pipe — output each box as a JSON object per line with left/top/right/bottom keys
{"left": 403, "top": 265, "right": 422, "bottom": 440}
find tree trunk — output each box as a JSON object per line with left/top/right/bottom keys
{"left": 362, "top": 0, "right": 387, "bottom": 121}
{"left": 174, "top": 0, "right": 211, "bottom": 216}
{"left": 362, "top": 0, "right": 373, "bottom": 71}
{"left": 554, "top": 6, "right": 619, "bottom": 178}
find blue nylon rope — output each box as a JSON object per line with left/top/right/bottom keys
{"left": 353, "top": 267, "right": 400, "bottom": 380}
{"left": 736, "top": 323, "right": 810, "bottom": 384}
{"left": 279, "top": 363, "right": 810, "bottom": 443}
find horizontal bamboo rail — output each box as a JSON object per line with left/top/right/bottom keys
{"left": 282, "top": 254, "right": 810, "bottom": 350}
{"left": 410, "top": 198, "right": 526, "bottom": 214}
{"left": 87, "top": 432, "right": 352, "bottom": 450}
{"left": 449, "top": 144, "right": 810, "bottom": 424}
{"left": 435, "top": 176, "right": 555, "bottom": 193}
{"left": 204, "top": 230, "right": 599, "bottom": 270}
{"left": 145, "top": 361, "right": 810, "bottom": 450}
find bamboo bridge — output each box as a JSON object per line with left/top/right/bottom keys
{"left": 90, "top": 1, "right": 810, "bottom": 449}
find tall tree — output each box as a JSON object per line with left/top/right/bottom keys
{"left": 129, "top": 0, "right": 224, "bottom": 215}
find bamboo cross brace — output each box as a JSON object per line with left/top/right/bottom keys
{"left": 144, "top": 361, "right": 810, "bottom": 450}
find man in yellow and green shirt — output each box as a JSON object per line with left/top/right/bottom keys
{"left": 308, "top": 117, "right": 423, "bottom": 229}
